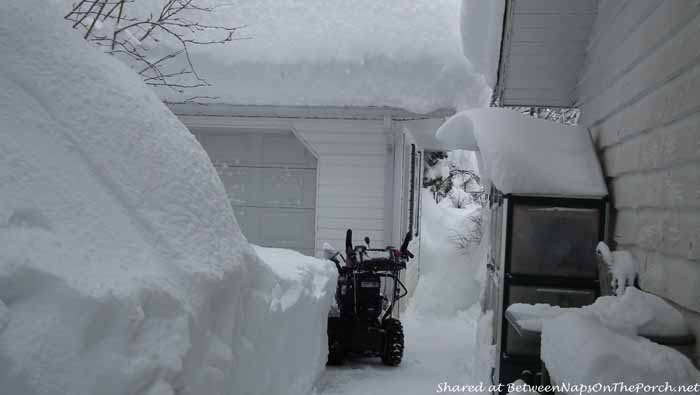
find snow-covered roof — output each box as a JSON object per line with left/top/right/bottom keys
{"left": 157, "top": 0, "right": 493, "bottom": 114}
{"left": 436, "top": 108, "right": 608, "bottom": 197}
{"left": 168, "top": 103, "right": 455, "bottom": 121}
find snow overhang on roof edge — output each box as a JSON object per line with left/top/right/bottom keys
{"left": 435, "top": 108, "right": 609, "bottom": 198}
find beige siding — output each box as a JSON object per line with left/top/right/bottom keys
{"left": 577, "top": 1, "right": 700, "bottom": 316}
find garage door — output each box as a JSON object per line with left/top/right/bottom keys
{"left": 195, "top": 130, "right": 317, "bottom": 256}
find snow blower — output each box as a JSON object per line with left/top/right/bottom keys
{"left": 324, "top": 229, "right": 413, "bottom": 366}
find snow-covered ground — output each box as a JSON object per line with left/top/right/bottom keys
{"left": 314, "top": 190, "right": 486, "bottom": 395}
{"left": 315, "top": 309, "right": 482, "bottom": 395}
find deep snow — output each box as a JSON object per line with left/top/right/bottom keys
{"left": 66, "top": 0, "right": 494, "bottom": 113}
{"left": 410, "top": 190, "right": 483, "bottom": 316}
{"left": 542, "top": 313, "right": 700, "bottom": 390}
{"left": 0, "top": 2, "right": 334, "bottom": 394}
{"left": 508, "top": 287, "right": 690, "bottom": 338}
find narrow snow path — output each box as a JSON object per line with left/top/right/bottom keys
{"left": 314, "top": 307, "right": 482, "bottom": 395}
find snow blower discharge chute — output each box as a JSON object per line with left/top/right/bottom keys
{"left": 324, "top": 229, "right": 413, "bottom": 366}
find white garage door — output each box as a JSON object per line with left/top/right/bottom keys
{"left": 195, "top": 130, "right": 317, "bottom": 256}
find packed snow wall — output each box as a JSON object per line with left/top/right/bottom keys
{"left": 0, "top": 2, "right": 334, "bottom": 394}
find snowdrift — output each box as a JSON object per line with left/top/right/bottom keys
{"left": 0, "top": 2, "right": 334, "bottom": 394}
{"left": 409, "top": 190, "right": 483, "bottom": 316}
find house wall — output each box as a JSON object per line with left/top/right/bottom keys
{"left": 576, "top": 0, "right": 700, "bottom": 356}
{"left": 177, "top": 115, "right": 395, "bottom": 255}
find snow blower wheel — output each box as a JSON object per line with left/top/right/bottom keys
{"left": 381, "top": 318, "right": 404, "bottom": 366}
{"left": 324, "top": 229, "right": 413, "bottom": 367}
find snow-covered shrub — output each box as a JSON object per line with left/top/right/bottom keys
{"left": 447, "top": 187, "right": 473, "bottom": 208}
{"left": 450, "top": 213, "right": 483, "bottom": 253}
{"left": 423, "top": 150, "right": 484, "bottom": 207}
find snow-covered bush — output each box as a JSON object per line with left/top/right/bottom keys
{"left": 450, "top": 213, "right": 483, "bottom": 253}
{"left": 423, "top": 150, "right": 484, "bottom": 207}
{"left": 0, "top": 3, "right": 334, "bottom": 394}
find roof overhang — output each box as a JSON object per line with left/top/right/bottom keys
{"left": 168, "top": 103, "right": 454, "bottom": 121}
{"left": 494, "top": 0, "right": 598, "bottom": 107}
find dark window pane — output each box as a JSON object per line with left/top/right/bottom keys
{"left": 510, "top": 205, "right": 600, "bottom": 278}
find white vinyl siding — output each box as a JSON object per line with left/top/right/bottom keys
{"left": 292, "top": 119, "right": 390, "bottom": 254}
{"left": 178, "top": 115, "right": 393, "bottom": 256}
{"left": 577, "top": 1, "right": 700, "bottom": 313}
{"left": 497, "top": 0, "right": 598, "bottom": 107}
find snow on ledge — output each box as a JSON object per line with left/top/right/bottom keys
{"left": 511, "top": 289, "right": 699, "bottom": 392}
{"left": 507, "top": 288, "right": 690, "bottom": 337}
{"left": 436, "top": 108, "right": 608, "bottom": 197}
{"left": 542, "top": 313, "right": 700, "bottom": 388}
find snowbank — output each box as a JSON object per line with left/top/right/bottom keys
{"left": 436, "top": 108, "right": 608, "bottom": 197}
{"left": 542, "top": 313, "right": 700, "bottom": 390}
{"left": 0, "top": 2, "right": 334, "bottom": 394}
{"left": 237, "top": 247, "right": 337, "bottom": 395}
{"left": 507, "top": 287, "right": 690, "bottom": 337}
{"left": 135, "top": 0, "right": 492, "bottom": 113}
{"left": 409, "top": 190, "right": 482, "bottom": 316}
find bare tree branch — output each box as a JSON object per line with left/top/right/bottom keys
{"left": 65, "top": 0, "right": 244, "bottom": 91}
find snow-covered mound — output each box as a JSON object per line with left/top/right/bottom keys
{"left": 436, "top": 108, "right": 608, "bottom": 197}
{"left": 542, "top": 313, "right": 700, "bottom": 390}
{"left": 152, "top": 0, "right": 492, "bottom": 113}
{"left": 0, "top": 2, "right": 334, "bottom": 394}
{"left": 508, "top": 287, "right": 690, "bottom": 338}
{"left": 409, "top": 190, "right": 482, "bottom": 316}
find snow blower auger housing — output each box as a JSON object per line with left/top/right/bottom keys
{"left": 325, "top": 229, "right": 413, "bottom": 366}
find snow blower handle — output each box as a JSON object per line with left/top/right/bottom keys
{"left": 345, "top": 229, "right": 353, "bottom": 254}
{"left": 400, "top": 231, "right": 414, "bottom": 259}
